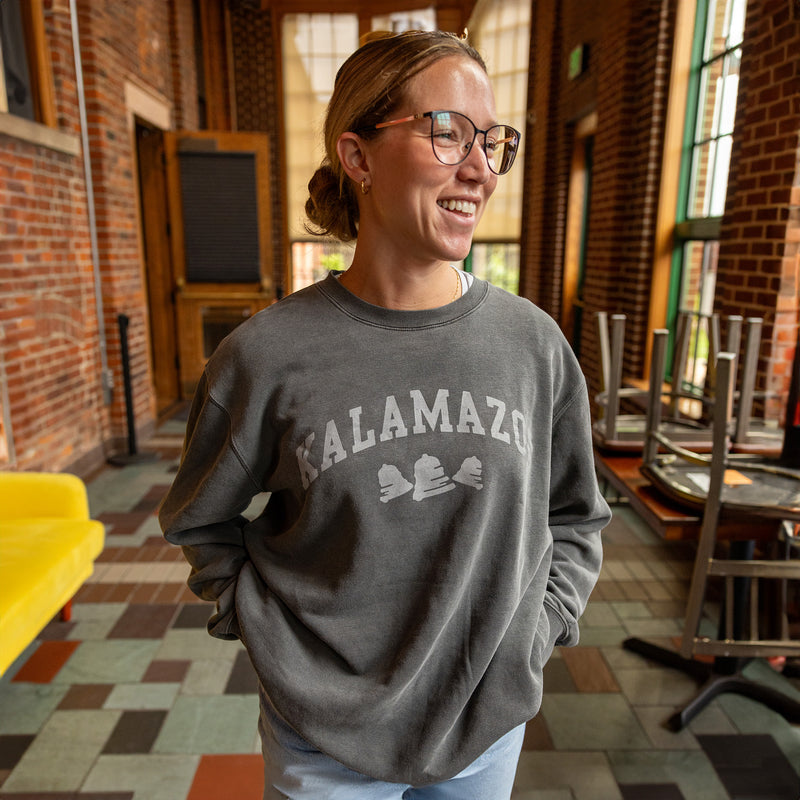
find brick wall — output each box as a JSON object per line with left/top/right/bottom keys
{"left": 716, "top": 0, "right": 800, "bottom": 417}
{"left": 0, "top": 0, "right": 187, "bottom": 473}
{"left": 0, "top": 133, "right": 106, "bottom": 471}
{"left": 170, "top": 0, "right": 200, "bottom": 131}
{"left": 229, "top": 5, "right": 286, "bottom": 294}
{"left": 0, "top": 1, "right": 108, "bottom": 473}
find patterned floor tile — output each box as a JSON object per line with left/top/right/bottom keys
{"left": 514, "top": 751, "right": 623, "bottom": 799}
{"left": 66, "top": 603, "right": 129, "bottom": 642}
{"left": 224, "top": 651, "right": 260, "bottom": 695}
{"left": 155, "top": 629, "right": 240, "bottom": 663}
{"left": 102, "top": 710, "right": 168, "bottom": 755}
{"left": 108, "top": 605, "right": 178, "bottom": 640}
{"left": 0, "top": 683, "right": 71, "bottom": 735}
{"left": 11, "top": 641, "right": 80, "bottom": 684}
{"left": 613, "top": 663, "right": 699, "bottom": 707}
{"left": 103, "top": 682, "right": 180, "bottom": 711}
{"left": 560, "top": 647, "right": 620, "bottom": 693}
{"left": 607, "top": 750, "right": 729, "bottom": 800}
{"left": 142, "top": 660, "right": 191, "bottom": 683}
{"left": 581, "top": 600, "right": 622, "bottom": 627}
{"left": 698, "top": 734, "right": 800, "bottom": 799}
{"left": 53, "top": 641, "right": 161, "bottom": 686}
{"left": 542, "top": 658, "right": 577, "bottom": 693}
{"left": 521, "top": 717, "right": 554, "bottom": 751}
{"left": 58, "top": 684, "right": 115, "bottom": 710}
{"left": 632, "top": 706, "right": 700, "bottom": 750}
{"left": 619, "top": 784, "right": 685, "bottom": 799}
{"left": 153, "top": 695, "right": 260, "bottom": 755}
{"left": 180, "top": 659, "right": 237, "bottom": 697}
{"left": 81, "top": 753, "right": 199, "bottom": 800}
{"left": 0, "top": 735, "right": 33, "bottom": 771}
{"left": 172, "top": 605, "right": 214, "bottom": 629}
{"left": 540, "top": 694, "right": 652, "bottom": 751}
{"left": 0, "top": 710, "right": 121, "bottom": 793}
{"left": 186, "top": 754, "right": 264, "bottom": 800}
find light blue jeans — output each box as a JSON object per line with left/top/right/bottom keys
{"left": 258, "top": 689, "right": 525, "bottom": 800}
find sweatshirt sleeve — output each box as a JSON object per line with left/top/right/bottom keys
{"left": 158, "top": 371, "right": 263, "bottom": 640}
{"left": 544, "top": 370, "right": 610, "bottom": 648}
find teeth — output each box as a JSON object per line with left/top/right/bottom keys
{"left": 438, "top": 199, "right": 476, "bottom": 215}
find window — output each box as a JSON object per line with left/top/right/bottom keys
{"left": 282, "top": 13, "right": 359, "bottom": 293}
{"left": 669, "top": 0, "right": 745, "bottom": 392}
{"left": 469, "top": 243, "right": 520, "bottom": 294}
{"left": 467, "top": 0, "right": 530, "bottom": 292}
{"left": 371, "top": 8, "right": 436, "bottom": 33}
{"left": 0, "top": 0, "right": 55, "bottom": 125}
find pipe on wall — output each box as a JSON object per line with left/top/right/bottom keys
{"left": 70, "top": 0, "right": 113, "bottom": 404}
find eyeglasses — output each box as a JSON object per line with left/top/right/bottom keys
{"left": 366, "top": 110, "right": 520, "bottom": 175}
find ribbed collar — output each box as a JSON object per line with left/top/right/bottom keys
{"left": 315, "top": 271, "right": 488, "bottom": 330}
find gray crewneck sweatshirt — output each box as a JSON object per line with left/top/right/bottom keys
{"left": 159, "top": 273, "right": 609, "bottom": 785}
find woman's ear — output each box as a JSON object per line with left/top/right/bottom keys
{"left": 337, "top": 132, "right": 370, "bottom": 186}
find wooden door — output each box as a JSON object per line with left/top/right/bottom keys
{"left": 138, "top": 128, "right": 274, "bottom": 406}
{"left": 165, "top": 130, "right": 274, "bottom": 396}
{"left": 137, "top": 123, "right": 181, "bottom": 419}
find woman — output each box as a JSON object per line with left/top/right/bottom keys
{"left": 159, "top": 29, "right": 609, "bottom": 800}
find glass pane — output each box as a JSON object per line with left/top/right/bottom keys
{"left": 282, "top": 13, "right": 359, "bottom": 248}
{"left": 291, "top": 241, "right": 355, "bottom": 292}
{"left": 688, "top": 139, "right": 715, "bottom": 217}
{"left": 727, "top": 0, "right": 747, "bottom": 47}
{"left": 695, "top": 57, "right": 724, "bottom": 142}
{"left": 704, "top": 0, "right": 727, "bottom": 59}
{"left": 371, "top": 8, "right": 436, "bottom": 33}
{"left": 679, "top": 240, "right": 719, "bottom": 395}
{"left": 718, "top": 50, "right": 740, "bottom": 135}
{"left": 709, "top": 134, "right": 732, "bottom": 216}
{"left": 469, "top": 243, "right": 520, "bottom": 293}
{"left": 470, "top": 0, "right": 530, "bottom": 243}
{"left": 0, "top": 0, "right": 35, "bottom": 120}
{"left": 495, "top": 27, "right": 518, "bottom": 74}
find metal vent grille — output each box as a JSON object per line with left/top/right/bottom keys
{"left": 178, "top": 150, "right": 260, "bottom": 283}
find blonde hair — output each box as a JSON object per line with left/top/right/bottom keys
{"left": 304, "top": 30, "right": 486, "bottom": 242}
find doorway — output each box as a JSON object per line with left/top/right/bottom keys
{"left": 136, "top": 120, "right": 183, "bottom": 420}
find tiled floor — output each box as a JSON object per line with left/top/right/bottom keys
{"left": 1, "top": 418, "right": 799, "bottom": 799}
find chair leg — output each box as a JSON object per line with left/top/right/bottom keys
{"left": 60, "top": 599, "right": 73, "bottom": 622}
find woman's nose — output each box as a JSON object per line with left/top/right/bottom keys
{"left": 457, "top": 136, "right": 492, "bottom": 182}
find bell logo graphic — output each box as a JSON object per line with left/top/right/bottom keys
{"left": 379, "top": 454, "right": 483, "bottom": 503}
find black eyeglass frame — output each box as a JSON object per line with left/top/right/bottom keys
{"left": 360, "top": 110, "right": 521, "bottom": 175}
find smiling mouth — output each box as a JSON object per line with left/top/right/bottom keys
{"left": 437, "top": 199, "right": 477, "bottom": 216}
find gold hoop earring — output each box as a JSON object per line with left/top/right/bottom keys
{"left": 360, "top": 178, "right": 370, "bottom": 195}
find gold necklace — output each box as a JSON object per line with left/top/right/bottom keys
{"left": 452, "top": 267, "right": 462, "bottom": 302}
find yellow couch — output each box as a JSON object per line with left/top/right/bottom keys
{"left": 0, "top": 471, "right": 105, "bottom": 676}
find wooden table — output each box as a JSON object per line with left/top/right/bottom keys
{"left": 594, "top": 449, "right": 781, "bottom": 542}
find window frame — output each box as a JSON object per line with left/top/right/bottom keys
{"left": 0, "top": 0, "right": 76, "bottom": 154}
{"left": 665, "top": 0, "right": 744, "bottom": 389}
{"left": 0, "top": 0, "right": 56, "bottom": 126}
{"left": 649, "top": 0, "right": 745, "bottom": 388}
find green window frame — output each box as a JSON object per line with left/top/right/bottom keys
{"left": 668, "top": 0, "right": 745, "bottom": 393}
